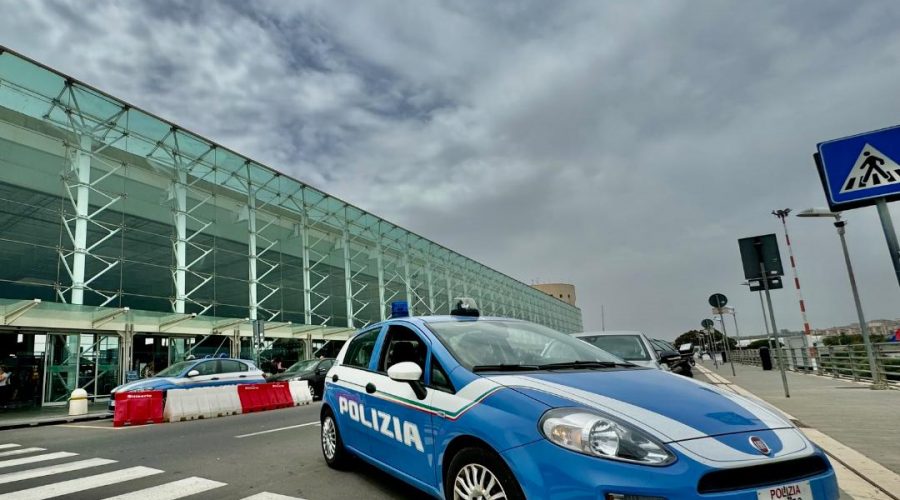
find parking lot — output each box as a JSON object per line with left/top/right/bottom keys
{"left": 0, "top": 404, "right": 426, "bottom": 499}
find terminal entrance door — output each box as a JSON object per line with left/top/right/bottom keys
{"left": 44, "top": 333, "right": 119, "bottom": 405}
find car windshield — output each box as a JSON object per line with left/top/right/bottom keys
{"left": 578, "top": 335, "right": 651, "bottom": 361}
{"left": 426, "top": 320, "right": 624, "bottom": 370}
{"left": 284, "top": 359, "right": 319, "bottom": 374}
{"left": 154, "top": 360, "right": 194, "bottom": 378}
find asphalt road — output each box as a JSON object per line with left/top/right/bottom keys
{"left": 0, "top": 403, "right": 427, "bottom": 499}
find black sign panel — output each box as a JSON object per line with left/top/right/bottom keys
{"left": 748, "top": 276, "right": 783, "bottom": 292}
{"left": 738, "top": 234, "right": 784, "bottom": 280}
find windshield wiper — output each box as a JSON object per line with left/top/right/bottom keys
{"left": 537, "top": 360, "right": 634, "bottom": 370}
{"left": 472, "top": 364, "right": 542, "bottom": 372}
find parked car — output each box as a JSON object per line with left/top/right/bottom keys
{"left": 650, "top": 338, "right": 694, "bottom": 377}
{"left": 108, "top": 357, "right": 265, "bottom": 411}
{"left": 267, "top": 358, "right": 334, "bottom": 400}
{"left": 572, "top": 330, "right": 681, "bottom": 370}
{"left": 320, "top": 305, "right": 838, "bottom": 499}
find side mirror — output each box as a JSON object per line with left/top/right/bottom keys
{"left": 658, "top": 351, "right": 681, "bottom": 365}
{"left": 315, "top": 368, "right": 326, "bottom": 375}
{"left": 186, "top": 369, "right": 200, "bottom": 378}
{"left": 387, "top": 362, "right": 422, "bottom": 382}
{"left": 387, "top": 362, "right": 426, "bottom": 400}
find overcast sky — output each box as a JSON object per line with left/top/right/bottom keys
{"left": 4, "top": 1, "right": 900, "bottom": 339}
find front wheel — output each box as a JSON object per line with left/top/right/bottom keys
{"left": 321, "top": 408, "right": 351, "bottom": 469}
{"left": 445, "top": 447, "right": 525, "bottom": 500}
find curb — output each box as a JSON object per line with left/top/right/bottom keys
{"left": 0, "top": 412, "right": 112, "bottom": 431}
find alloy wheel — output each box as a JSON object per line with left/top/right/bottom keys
{"left": 453, "top": 463, "right": 507, "bottom": 500}
{"left": 322, "top": 416, "right": 337, "bottom": 460}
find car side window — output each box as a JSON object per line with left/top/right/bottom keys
{"left": 343, "top": 328, "right": 380, "bottom": 369}
{"left": 193, "top": 361, "right": 217, "bottom": 376}
{"left": 429, "top": 356, "right": 454, "bottom": 393}
{"left": 320, "top": 359, "right": 334, "bottom": 371}
{"left": 378, "top": 325, "right": 428, "bottom": 377}
{"left": 219, "top": 360, "right": 245, "bottom": 373}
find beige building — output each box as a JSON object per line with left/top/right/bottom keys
{"left": 532, "top": 283, "right": 577, "bottom": 306}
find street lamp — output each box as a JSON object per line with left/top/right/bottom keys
{"left": 796, "top": 208, "right": 885, "bottom": 389}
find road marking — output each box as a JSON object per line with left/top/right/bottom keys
{"left": 0, "top": 466, "right": 163, "bottom": 500}
{"left": 0, "top": 458, "right": 116, "bottom": 485}
{"left": 242, "top": 493, "right": 308, "bottom": 500}
{"left": 0, "top": 446, "right": 18, "bottom": 451}
{"left": 101, "top": 476, "right": 226, "bottom": 500}
{"left": 235, "top": 421, "right": 319, "bottom": 438}
{"left": 57, "top": 424, "right": 139, "bottom": 431}
{"left": 0, "top": 452, "right": 79, "bottom": 469}
{"left": 0, "top": 448, "right": 44, "bottom": 458}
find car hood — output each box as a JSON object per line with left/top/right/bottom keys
{"left": 486, "top": 369, "right": 794, "bottom": 443}
{"left": 112, "top": 378, "right": 177, "bottom": 393}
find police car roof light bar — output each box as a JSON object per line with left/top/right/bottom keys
{"left": 451, "top": 297, "right": 480, "bottom": 317}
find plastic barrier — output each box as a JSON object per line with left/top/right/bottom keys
{"left": 237, "top": 383, "right": 276, "bottom": 413}
{"left": 164, "top": 386, "right": 244, "bottom": 422}
{"left": 164, "top": 387, "right": 203, "bottom": 422}
{"left": 113, "top": 390, "right": 164, "bottom": 427}
{"left": 269, "top": 382, "right": 293, "bottom": 409}
{"left": 288, "top": 380, "right": 313, "bottom": 406}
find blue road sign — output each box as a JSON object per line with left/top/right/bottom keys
{"left": 816, "top": 125, "right": 900, "bottom": 210}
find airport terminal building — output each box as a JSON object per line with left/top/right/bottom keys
{"left": 0, "top": 47, "right": 582, "bottom": 408}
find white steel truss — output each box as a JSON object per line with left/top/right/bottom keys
{"left": 147, "top": 127, "right": 216, "bottom": 315}
{"left": 47, "top": 82, "right": 128, "bottom": 306}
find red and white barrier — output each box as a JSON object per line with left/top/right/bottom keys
{"left": 148, "top": 381, "right": 311, "bottom": 424}
{"left": 288, "top": 380, "right": 312, "bottom": 406}
{"left": 113, "top": 390, "right": 164, "bottom": 427}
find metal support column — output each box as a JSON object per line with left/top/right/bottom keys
{"left": 426, "top": 260, "right": 435, "bottom": 314}
{"left": 247, "top": 190, "right": 258, "bottom": 321}
{"left": 376, "top": 240, "right": 386, "bottom": 321}
{"left": 174, "top": 169, "right": 187, "bottom": 313}
{"left": 343, "top": 221, "right": 354, "bottom": 328}
{"left": 70, "top": 134, "right": 92, "bottom": 305}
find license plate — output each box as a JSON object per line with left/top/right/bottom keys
{"left": 757, "top": 481, "right": 813, "bottom": 500}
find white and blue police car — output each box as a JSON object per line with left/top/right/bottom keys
{"left": 320, "top": 299, "right": 838, "bottom": 500}
{"left": 108, "top": 357, "right": 265, "bottom": 411}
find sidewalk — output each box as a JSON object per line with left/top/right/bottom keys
{"left": 0, "top": 402, "right": 110, "bottom": 430}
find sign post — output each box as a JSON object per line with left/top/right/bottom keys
{"left": 700, "top": 319, "right": 718, "bottom": 369}
{"left": 738, "top": 234, "right": 790, "bottom": 397}
{"left": 708, "top": 294, "right": 736, "bottom": 376}
{"left": 816, "top": 126, "right": 900, "bottom": 290}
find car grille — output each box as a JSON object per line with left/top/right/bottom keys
{"left": 697, "top": 455, "right": 829, "bottom": 494}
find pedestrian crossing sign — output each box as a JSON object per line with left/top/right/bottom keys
{"left": 816, "top": 124, "right": 900, "bottom": 210}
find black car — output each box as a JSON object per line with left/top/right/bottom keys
{"left": 266, "top": 358, "right": 334, "bottom": 400}
{"left": 650, "top": 339, "right": 694, "bottom": 378}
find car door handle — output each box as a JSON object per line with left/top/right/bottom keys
{"left": 211, "top": 377, "right": 219, "bottom": 381}
{"left": 332, "top": 374, "right": 339, "bottom": 383}
{"left": 365, "top": 383, "right": 376, "bottom": 394}
{"left": 239, "top": 375, "right": 247, "bottom": 378}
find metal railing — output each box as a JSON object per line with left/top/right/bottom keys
{"left": 730, "top": 343, "right": 900, "bottom": 387}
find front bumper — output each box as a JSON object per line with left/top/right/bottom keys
{"left": 501, "top": 438, "right": 839, "bottom": 500}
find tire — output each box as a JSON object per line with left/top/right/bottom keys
{"left": 321, "top": 407, "right": 352, "bottom": 469}
{"left": 445, "top": 446, "right": 525, "bottom": 500}
{"left": 308, "top": 384, "right": 316, "bottom": 401}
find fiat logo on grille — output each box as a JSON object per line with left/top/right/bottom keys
{"left": 750, "top": 436, "right": 771, "bottom": 455}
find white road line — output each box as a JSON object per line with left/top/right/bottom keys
{"left": 0, "top": 448, "right": 44, "bottom": 458}
{"left": 0, "top": 458, "right": 116, "bottom": 485}
{"left": 0, "top": 452, "right": 79, "bottom": 469}
{"left": 235, "top": 421, "right": 319, "bottom": 438}
{"left": 0, "top": 445, "right": 19, "bottom": 450}
{"left": 242, "top": 493, "right": 308, "bottom": 500}
{"left": 101, "top": 476, "right": 226, "bottom": 500}
{"left": 0, "top": 466, "right": 163, "bottom": 500}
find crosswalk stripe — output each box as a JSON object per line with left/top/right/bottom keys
{"left": 241, "top": 493, "right": 308, "bottom": 500}
{"left": 0, "top": 466, "right": 164, "bottom": 500}
{"left": 101, "top": 476, "right": 226, "bottom": 500}
{"left": 0, "top": 452, "right": 79, "bottom": 469}
{"left": 0, "top": 445, "right": 19, "bottom": 451}
{"left": 0, "top": 448, "right": 44, "bottom": 458}
{"left": 0, "top": 458, "right": 116, "bottom": 485}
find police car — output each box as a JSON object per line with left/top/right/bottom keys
{"left": 108, "top": 357, "right": 265, "bottom": 410}
{"left": 320, "top": 299, "right": 838, "bottom": 500}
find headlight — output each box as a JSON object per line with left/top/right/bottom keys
{"left": 540, "top": 408, "right": 675, "bottom": 465}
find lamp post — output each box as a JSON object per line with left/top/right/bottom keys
{"left": 741, "top": 281, "right": 774, "bottom": 349}
{"left": 796, "top": 208, "right": 886, "bottom": 389}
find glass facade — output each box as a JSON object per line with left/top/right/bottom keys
{"left": 0, "top": 47, "right": 582, "bottom": 405}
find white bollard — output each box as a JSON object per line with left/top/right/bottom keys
{"left": 68, "top": 389, "right": 89, "bottom": 416}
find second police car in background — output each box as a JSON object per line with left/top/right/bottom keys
{"left": 320, "top": 300, "right": 838, "bottom": 500}
{"left": 108, "top": 357, "right": 265, "bottom": 410}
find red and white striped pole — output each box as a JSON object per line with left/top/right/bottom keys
{"left": 773, "top": 209, "right": 814, "bottom": 364}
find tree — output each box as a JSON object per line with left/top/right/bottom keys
{"left": 674, "top": 329, "right": 736, "bottom": 350}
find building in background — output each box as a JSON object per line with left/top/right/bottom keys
{"left": 0, "top": 47, "right": 582, "bottom": 409}
{"left": 532, "top": 283, "right": 577, "bottom": 307}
